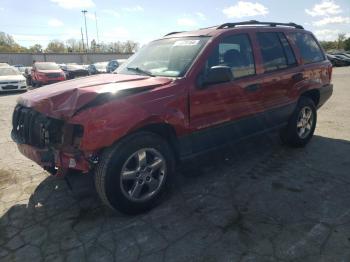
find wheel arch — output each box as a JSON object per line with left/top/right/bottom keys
{"left": 136, "top": 123, "right": 180, "bottom": 162}
{"left": 300, "top": 89, "right": 320, "bottom": 107}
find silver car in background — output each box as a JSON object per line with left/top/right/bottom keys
{"left": 0, "top": 66, "right": 27, "bottom": 92}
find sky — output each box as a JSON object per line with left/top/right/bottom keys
{"left": 1, "top": 0, "right": 350, "bottom": 48}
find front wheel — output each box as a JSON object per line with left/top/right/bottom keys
{"left": 280, "top": 97, "right": 317, "bottom": 147}
{"left": 94, "top": 132, "right": 175, "bottom": 214}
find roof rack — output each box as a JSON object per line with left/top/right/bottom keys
{"left": 164, "top": 31, "right": 185, "bottom": 37}
{"left": 217, "top": 20, "right": 304, "bottom": 30}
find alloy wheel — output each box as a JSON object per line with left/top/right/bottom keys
{"left": 297, "top": 106, "right": 314, "bottom": 139}
{"left": 120, "top": 148, "right": 167, "bottom": 202}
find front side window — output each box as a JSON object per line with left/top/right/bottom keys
{"left": 205, "top": 34, "right": 255, "bottom": 79}
{"left": 290, "top": 33, "right": 324, "bottom": 64}
{"left": 117, "top": 37, "right": 209, "bottom": 77}
{"left": 257, "top": 32, "right": 288, "bottom": 72}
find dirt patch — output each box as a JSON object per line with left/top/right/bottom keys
{"left": 0, "top": 169, "right": 14, "bottom": 187}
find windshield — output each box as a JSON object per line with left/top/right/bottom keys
{"left": 0, "top": 67, "right": 21, "bottom": 76}
{"left": 117, "top": 37, "right": 210, "bottom": 77}
{"left": 95, "top": 63, "right": 108, "bottom": 70}
{"left": 35, "top": 63, "right": 60, "bottom": 70}
{"left": 17, "top": 67, "right": 26, "bottom": 73}
{"left": 67, "top": 64, "right": 83, "bottom": 70}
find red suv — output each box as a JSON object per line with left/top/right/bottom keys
{"left": 31, "top": 62, "right": 66, "bottom": 87}
{"left": 12, "top": 21, "right": 333, "bottom": 214}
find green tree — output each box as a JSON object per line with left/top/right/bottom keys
{"left": 28, "top": 44, "right": 42, "bottom": 53}
{"left": 320, "top": 41, "right": 337, "bottom": 51}
{"left": 344, "top": 38, "right": 350, "bottom": 51}
{"left": 337, "top": 33, "right": 346, "bottom": 49}
{"left": 45, "top": 40, "right": 66, "bottom": 53}
{"left": 0, "top": 32, "right": 27, "bottom": 52}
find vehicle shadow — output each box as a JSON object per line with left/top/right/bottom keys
{"left": 0, "top": 90, "right": 27, "bottom": 97}
{"left": 1, "top": 133, "right": 350, "bottom": 261}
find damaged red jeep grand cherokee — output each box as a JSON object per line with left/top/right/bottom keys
{"left": 12, "top": 21, "right": 333, "bottom": 214}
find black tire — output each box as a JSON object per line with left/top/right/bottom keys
{"left": 94, "top": 132, "right": 175, "bottom": 214}
{"left": 32, "top": 80, "right": 41, "bottom": 88}
{"left": 280, "top": 97, "right": 317, "bottom": 147}
{"left": 26, "top": 77, "right": 32, "bottom": 86}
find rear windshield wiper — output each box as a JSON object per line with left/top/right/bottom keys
{"left": 126, "top": 67, "right": 154, "bottom": 77}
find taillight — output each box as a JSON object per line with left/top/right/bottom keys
{"left": 328, "top": 64, "right": 333, "bottom": 82}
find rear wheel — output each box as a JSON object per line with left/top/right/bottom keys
{"left": 94, "top": 132, "right": 175, "bottom": 214}
{"left": 280, "top": 97, "right": 317, "bottom": 147}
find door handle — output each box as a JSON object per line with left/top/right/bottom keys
{"left": 292, "top": 72, "right": 304, "bottom": 81}
{"left": 244, "top": 83, "right": 261, "bottom": 92}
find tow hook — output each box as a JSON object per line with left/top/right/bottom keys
{"left": 89, "top": 154, "right": 99, "bottom": 165}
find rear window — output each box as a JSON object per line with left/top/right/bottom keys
{"left": 290, "top": 33, "right": 324, "bottom": 64}
{"left": 35, "top": 63, "right": 60, "bottom": 70}
{"left": 257, "top": 32, "right": 288, "bottom": 72}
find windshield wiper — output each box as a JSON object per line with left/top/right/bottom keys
{"left": 126, "top": 67, "right": 154, "bottom": 77}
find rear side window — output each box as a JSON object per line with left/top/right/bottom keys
{"left": 206, "top": 34, "right": 255, "bottom": 79}
{"left": 257, "top": 32, "right": 288, "bottom": 72}
{"left": 291, "top": 33, "right": 324, "bottom": 64}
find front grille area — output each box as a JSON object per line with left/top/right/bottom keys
{"left": 0, "top": 81, "right": 18, "bottom": 85}
{"left": 2, "top": 85, "right": 19, "bottom": 90}
{"left": 47, "top": 73, "right": 61, "bottom": 79}
{"left": 12, "top": 105, "right": 63, "bottom": 148}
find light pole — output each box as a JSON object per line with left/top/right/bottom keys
{"left": 95, "top": 12, "right": 100, "bottom": 47}
{"left": 81, "top": 10, "right": 89, "bottom": 52}
{"left": 80, "top": 27, "right": 85, "bottom": 52}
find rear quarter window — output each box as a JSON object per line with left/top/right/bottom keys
{"left": 290, "top": 33, "right": 324, "bottom": 64}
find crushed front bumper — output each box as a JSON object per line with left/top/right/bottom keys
{"left": 16, "top": 143, "right": 91, "bottom": 176}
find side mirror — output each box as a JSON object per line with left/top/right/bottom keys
{"left": 198, "top": 66, "right": 233, "bottom": 88}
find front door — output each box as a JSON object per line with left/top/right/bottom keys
{"left": 189, "top": 33, "right": 265, "bottom": 153}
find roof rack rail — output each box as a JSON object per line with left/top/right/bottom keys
{"left": 217, "top": 20, "right": 304, "bottom": 30}
{"left": 164, "top": 31, "right": 185, "bottom": 37}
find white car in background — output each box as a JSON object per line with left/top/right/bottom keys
{"left": 0, "top": 66, "right": 27, "bottom": 92}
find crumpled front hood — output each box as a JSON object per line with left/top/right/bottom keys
{"left": 18, "top": 74, "right": 172, "bottom": 119}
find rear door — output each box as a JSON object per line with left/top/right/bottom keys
{"left": 255, "top": 31, "right": 300, "bottom": 126}
{"left": 288, "top": 32, "right": 329, "bottom": 89}
{"left": 189, "top": 33, "right": 265, "bottom": 152}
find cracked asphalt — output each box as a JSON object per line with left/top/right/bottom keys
{"left": 1, "top": 67, "right": 350, "bottom": 262}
